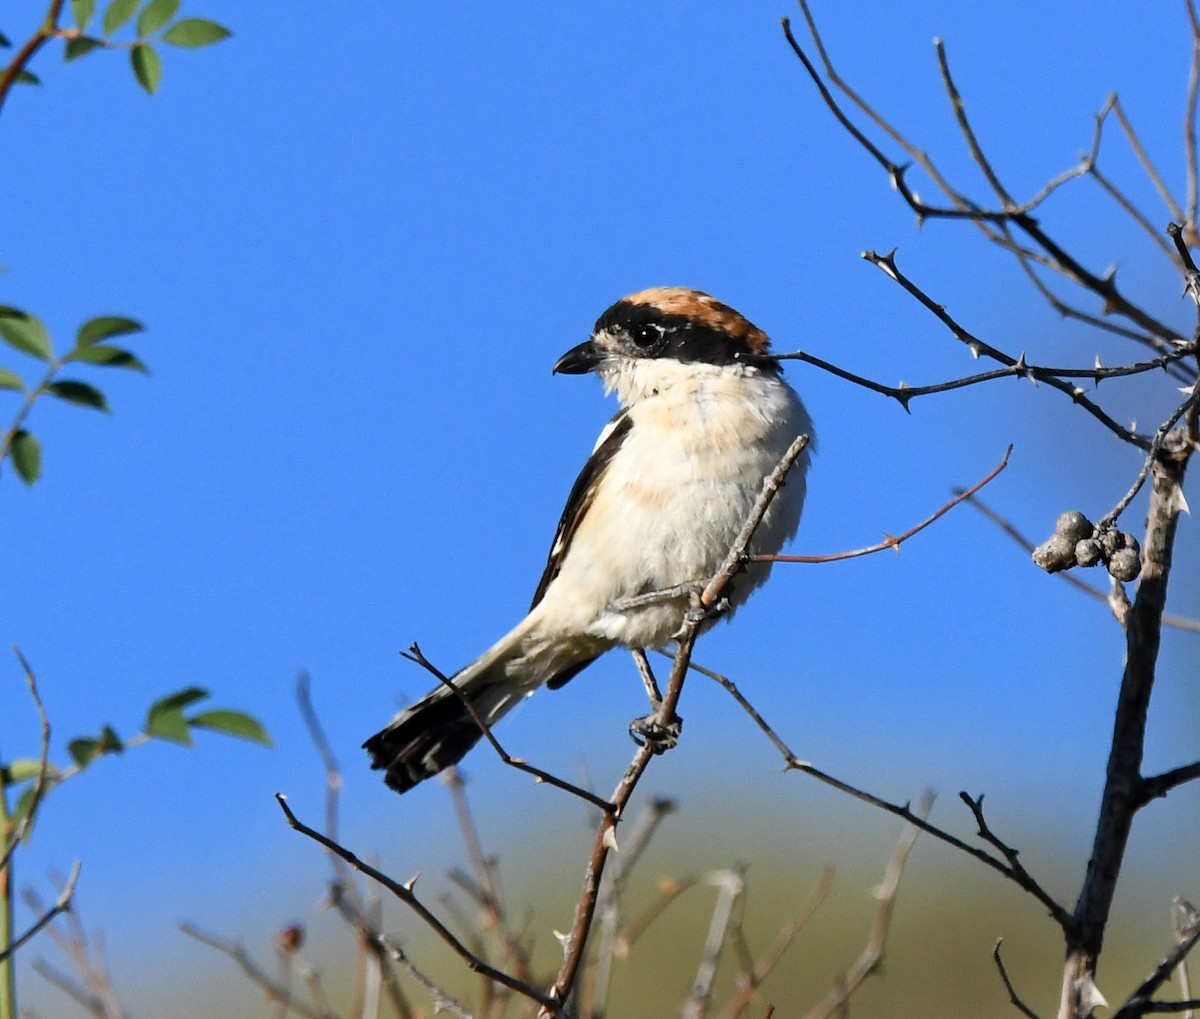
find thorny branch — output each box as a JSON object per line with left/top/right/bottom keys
{"left": 679, "top": 655, "right": 1074, "bottom": 931}
{"left": 545, "top": 433, "right": 811, "bottom": 1015}
{"left": 275, "top": 793, "right": 567, "bottom": 1016}
{"left": 757, "top": 444, "right": 1009, "bottom": 564}
{"left": 403, "top": 644, "right": 613, "bottom": 813}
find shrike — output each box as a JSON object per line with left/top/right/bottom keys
{"left": 365, "top": 287, "right": 813, "bottom": 793}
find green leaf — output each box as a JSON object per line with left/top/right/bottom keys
{"left": 3, "top": 758, "right": 59, "bottom": 784}
{"left": 150, "top": 687, "right": 209, "bottom": 715}
{"left": 162, "top": 18, "right": 230, "bottom": 47}
{"left": 137, "top": 0, "right": 179, "bottom": 36}
{"left": 146, "top": 707, "right": 191, "bottom": 745}
{"left": 0, "top": 309, "right": 52, "bottom": 361}
{"left": 71, "top": 0, "right": 97, "bottom": 31}
{"left": 98, "top": 724, "right": 124, "bottom": 753}
{"left": 12, "top": 68, "right": 41, "bottom": 85}
{"left": 10, "top": 430, "right": 41, "bottom": 484}
{"left": 0, "top": 32, "right": 10, "bottom": 48}
{"left": 131, "top": 43, "right": 161, "bottom": 94}
{"left": 0, "top": 368, "right": 24, "bottom": 392}
{"left": 146, "top": 689, "right": 209, "bottom": 745}
{"left": 65, "top": 35, "right": 105, "bottom": 62}
{"left": 188, "top": 710, "right": 272, "bottom": 747}
{"left": 69, "top": 345, "right": 147, "bottom": 372}
{"left": 47, "top": 380, "right": 109, "bottom": 411}
{"left": 102, "top": 0, "right": 139, "bottom": 35}
{"left": 76, "top": 314, "right": 143, "bottom": 347}
{"left": 68, "top": 737, "right": 102, "bottom": 768}
{"left": 11, "top": 779, "right": 57, "bottom": 840}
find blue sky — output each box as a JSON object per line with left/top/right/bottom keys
{"left": 3, "top": 2, "right": 1199, "bottom": 1014}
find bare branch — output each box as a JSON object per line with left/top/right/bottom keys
{"left": 758, "top": 445, "right": 1010, "bottom": 565}
{"left": 546, "top": 434, "right": 811, "bottom": 1014}
{"left": 719, "top": 869, "right": 835, "bottom": 1019}
{"left": 274, "top": 794, "right": 564, "bottom": 1015}
{"left": 401, "top": 643, "right": 615, "bottom": 813}
{"left": 960, "top": 492, "right": 1200, "bottom": 633}
{"left": 445, "top": 768, "right": 536, "bottom": 986}
{"left": 934, "top": 38, "right": 1015, "bottom": 208}
{"left": 180, "top": 922, "right": 339, "bottom": 1019}
{"left": 682, "top": 866, "right": 747, "bottom": 1019}
{"left": 1068, "top": 432, "right": 1192, "bottom": 999}
{"left": 993, "top": 939, "right": 1043, "bottom": 1019}
{"left": 1, "top": 647, "right": 53, "bottom": 873}
{"left": 0, "top": 861, "right": 80, "bottom": 964}
{"left": 800, "top": 793, "right": 931, "bottom": 1019}
{"left": 686, "top": 657, "right": 1074, "bottom": 931}
{"left": 861, "top": 249, "right": 1153, "bottom": 448}
{"left": 1113, "top": 920, "right": 1200, "bottom": 1018}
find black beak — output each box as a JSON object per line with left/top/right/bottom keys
{"left": 553, "top": 339, "right": 603, "bottom": 375}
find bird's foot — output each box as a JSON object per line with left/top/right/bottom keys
{"left": 676, "top": 595, "right": 731, "bottom": 636}
{"left": 629, "top": 711, "right": 683, "bottom": 755}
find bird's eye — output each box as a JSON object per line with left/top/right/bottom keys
{"left": 630, "top": 324, "right": 662, "bottom": 348}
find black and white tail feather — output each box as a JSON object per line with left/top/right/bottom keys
{"left": 364, "top": 287, "right": 814, "bottom": 794}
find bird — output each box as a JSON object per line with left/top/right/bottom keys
{"left": 364, "top": 286, "right": 814, "bottom": 793}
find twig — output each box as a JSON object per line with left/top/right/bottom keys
{"left": 274, "top": 794, "right": 566, "bottom": 1016}
{"left": 783, "top": 8, "right": 1187, "bottom": 348}
{"left": 445, "top": 768, "right": 536, "bottom": 986}
{"left": 756, "top": 445, "right": 1010, "bottom": 564}
{"left": 1186, "top": 0, "right": 1200, "bottom": 236}
{"left": 588, "top": 796, "right": 678, "bottom": 1018}
{"left": 403, "top": 644, "right": 614, "bottom": 813}
{"left": 779, "top": 345, "right": 1194, "bottom": 413}
{"left": 180, "top": 921, "right": 339, "bottom": 1019}
{"left": 861, "top": 249, "right": 1153, "bottom": 449}
{"left": 1, "top": 647, "right": 53, "bottom": 872}
{"left": 332, "top": 883, "right": 415, "bottom": 1019}
{"left": 800, "top": 793, "right": 932, "bottom": 1019}
{"left": 0, "top": 861, "right": 80, "bottom": 963}
{"left": 0, "top": 1, "right": 66, "bottom": 118}
{"left": 959, "top": 492, "right": 1200, "bottom": 633}
{"left": 993, "top": 939, "right": 1043, "bottom": 1019}
{"left": 935, "top": 38, "right": 1014, "bottom": 207}
{"left": 1113, "top": 921, "right": 1200, "bottom": 1019}
{"left": 720, "top": 868, "right": 835, "bottom": 1019}
{"left": 545, "top": 434, "right": 811, "bottom": 1015}
{"left": 378, "top": 934, "right": 478, "bottom": 1019}
{"left": 687, "top": 658, "right": 1074, "bottom": 931}
{"left": 682, "top": 866, "right": 747, "bottom": 1019}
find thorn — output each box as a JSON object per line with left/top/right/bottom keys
{"left": 404, "top": 873, "right": 421, "bottom": 892}
{"left": 1171, "top": 486, "right": 1191, "bottom": 517}
{"left": 1071, "top": 386, "right": 1087, "bottom": 402}
{"left": 967, "top": 342, "right": 982, "bottom": 359}
{"left": 883, "top": 532, "right": 901, "bottom": 554}
{"left": 1075, "top": 975, "right": 1109, "bottom": 1012}
{"left": 603, "top": 826, "right": 620, "bottom": 853}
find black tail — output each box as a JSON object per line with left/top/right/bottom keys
{"left": 363, "top": 686, "right": 488, "bottom": 794}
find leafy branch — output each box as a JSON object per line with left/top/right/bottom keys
{"left": 1, "top": 0, "right": 229, "bottom": 102}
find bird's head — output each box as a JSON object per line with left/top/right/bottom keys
{"left": 554, "top": 287, "right": 779, "bottom": 405}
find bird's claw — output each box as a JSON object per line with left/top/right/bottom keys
{"left": 629, "top": 711, "right": 683, "bottom": 754}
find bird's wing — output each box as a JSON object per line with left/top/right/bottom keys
{"left": 529, "top": 408, "right": 633, "bottom": 610}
